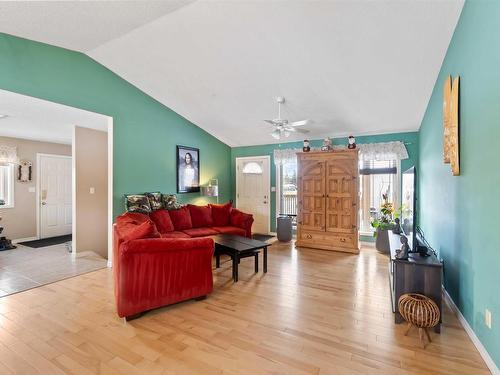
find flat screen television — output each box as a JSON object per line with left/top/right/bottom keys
{"left": 401, "top": 166, "right": 417, "bottom": 251}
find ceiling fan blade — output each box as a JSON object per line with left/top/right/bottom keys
{"left": 289, "top": 119, "right": 309, "bottom": 127}
{"left": 270, "top": 129, "right": 281, "bottom": 139}
{"left": 264, "top": 119, "right": 277, "bottom": 125}
{"left": 284, "top": 126, "right": 309, "bottom": 134}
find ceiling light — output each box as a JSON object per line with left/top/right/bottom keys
{"left": 0, "top": 114, "right": 8, "bottom": 119}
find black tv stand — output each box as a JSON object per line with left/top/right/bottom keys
{"left": 388, "top": 232, "right": 443, "bottom": 333}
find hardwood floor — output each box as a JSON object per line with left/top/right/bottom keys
{"left": 0, "top": 240, "right": 490, "bottom": 374}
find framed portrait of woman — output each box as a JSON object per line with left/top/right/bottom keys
{"left": 176, "top": 145, "right": 200, "bottom": 193}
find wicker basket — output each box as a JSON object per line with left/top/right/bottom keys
{"left": 398, "top": 293, "right": 440, "bottom": 348}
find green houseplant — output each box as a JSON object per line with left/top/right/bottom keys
{"left": 371, "top": 194, "right": 399, "bottom": 253}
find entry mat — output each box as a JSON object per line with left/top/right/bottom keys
{"left": 18, "top": 234, "right": 72, "bottom": 248}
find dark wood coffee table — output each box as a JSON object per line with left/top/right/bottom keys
{"left": 211, "top": 234, "right": 268, "bottom": 282}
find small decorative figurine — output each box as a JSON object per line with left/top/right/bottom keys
{"left": 396, "top": 235, "right": 410, "bottom": 260}
{"left": 392, "top": 217, "right": 402, "bottom": 234}
{"left": 321, "top": 137, "right": 332, "bottom": 151}
{"left": 348, "top": 135, "right": 356, "bottom": 149}
{"left": 302, "top": 139, "right": 311, "bottom": 152}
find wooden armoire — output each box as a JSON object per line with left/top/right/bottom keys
{"left": 296, "top": 149, "right": 359, "bottom": 254}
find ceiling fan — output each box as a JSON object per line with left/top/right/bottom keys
{"left": 264, "top": 97, "right": 310, "bottom": 140}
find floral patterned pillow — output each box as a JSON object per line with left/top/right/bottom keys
{"left": 145, "top": 192, "right": 163, "bottom": 211}
{"left": 162, "top": 194, "right": 183, "bottom": 210}
{"left": 124, "top": 194, "right": 152, "bottom": 214}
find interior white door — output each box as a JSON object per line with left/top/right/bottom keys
{"left": 236, "top": 156, "right": 270, "bottom": 234}
{"left": 39, "top": 154, "right": 72, "bottom": 239}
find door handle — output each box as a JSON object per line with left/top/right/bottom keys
{"left": 41, "top": 202, "right": 47, "bottom": 206}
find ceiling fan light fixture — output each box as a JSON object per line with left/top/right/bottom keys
{"left": 271, "top": 130, "right": 281, "bottom": 140}
{"left": 0, "top": 114, "right": 8, "bottom": 120}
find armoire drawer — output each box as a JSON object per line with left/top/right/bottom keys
{"left": 300, "top": 232, "right": 354, "bottom": 247}
{"left": 300, "top": 231, "right": 328, "bottom": 242}
{"left": 330, "top": 234, "right": 355, "bottom": 247}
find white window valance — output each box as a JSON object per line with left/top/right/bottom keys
{"left": 0, "top": 145, "right": 19, "bottom": 165}
{"left": 358, "top": 141, "right": 408, "bottom": 161}
{"left": 273, "top": 148, "right": 301, "bottom": 165}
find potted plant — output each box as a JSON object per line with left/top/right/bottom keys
{"left": 371, "top": 194, "right": 398, "bottom": 253}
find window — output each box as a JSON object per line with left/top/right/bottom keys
{"left": 359, "top": 159, "right": 400, "bottom": 234}
{"left": 242, "top": 161, "right": 263, "bottom": 174}
{"left": 276, "top": 161, "right": 297, "bottom": 216}
{"left": 0, "top": 164, "right": 14, "bottom": 208}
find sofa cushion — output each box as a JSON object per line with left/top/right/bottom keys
{"left": 211, "top": 226, "right": 246, "bottom": 237}
{"left": 150, "top": 209, "right": 174, "bottom": 233}
{"left": 116, "top": 220, "right": 160, "bottom": 242}
{"left": 116, "top": 211, "right": 151, "bottom": 225}
{"left": 146, "top": 192, "right": 163, "bottom": 211}
{"left": 161, "top": 231, "right": 191, "bottom": 239}
{"left": 230, "top": 208, "right": 254, "bottom": 229}
{"left": 188, "top": 204, "right": 213, "bottom": 228}
{"left": 168, "top": 207, "right": 193, "bottom": 231}
{"left": 209, "top": 202, "right": 232, "bottom": 226}
{"left": 124, "top": 194, "right": 152, "bottom": 214}
{"left": 182, "top": 227, "right": 218, "bottom": 237}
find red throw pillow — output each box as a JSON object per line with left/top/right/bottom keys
{"left": 187, "top": 204, "right": 213, "bottom": 228}
{"left": 117, "top": 220, "right": 160, "bottom": 242}
{"left": 209, "top": 202, "right": 232, "bottom": 226}
{"left": 168, "top": 207, "right": 193, "bottom": 231}
{"left": 150, "top": 209, "right": 175, "bottom": 233}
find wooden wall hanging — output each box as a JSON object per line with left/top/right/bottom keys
{"left": 443, "top": 75, "right": 460, "bottom": 176}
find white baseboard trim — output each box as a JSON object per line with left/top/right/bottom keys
{"left": 443, "top": 289, "right": 499, "bottom": 375}
{"left": 12, "top": 236, "right": 37, "bottom": 244}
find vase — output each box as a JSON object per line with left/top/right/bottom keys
{"left": 375, "top": 228, "right": 391, "bottom": 253}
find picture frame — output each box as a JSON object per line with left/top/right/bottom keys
{"left": 176, "top": 145, "right": 200, "bottom": 193}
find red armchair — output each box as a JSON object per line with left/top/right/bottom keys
{"left": 113, "top": 217, "right": 214, "bottom": 319}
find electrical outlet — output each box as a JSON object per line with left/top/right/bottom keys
{"left": 485, "top": 309, "right": 492, "bottom": 329}
{"left": 89, "top": 187, "right": 95, "bottom": 194}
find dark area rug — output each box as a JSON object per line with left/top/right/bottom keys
{"left": 252, "top": 234, "right": 275, "bottom": 242}
{"left": 18, "top": 234, "right": 72, "bottom": 248}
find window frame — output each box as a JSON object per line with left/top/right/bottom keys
{"left": 358, "top": 159, "right": 401, "bottom": 236}
{"left": 0, "top": 164, "right": 15, "bottom": 209}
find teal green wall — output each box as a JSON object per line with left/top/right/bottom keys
{"left": 231, "top": 132, "right": 419, "bottom": 232}
{"left": 419, "top": 1, "right": 499, "bottom": 368}
{"left": 0, "top": 34, "right": 231, "bottom": 217}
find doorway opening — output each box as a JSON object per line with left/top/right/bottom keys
{"left": 0, "top": 89, "right": 113, "bottom": 297}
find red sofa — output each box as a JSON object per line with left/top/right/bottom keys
{"left": 113, "top": 203, "right": 253, "bottom": 319}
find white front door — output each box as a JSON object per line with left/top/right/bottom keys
{"left": 39, "top": 154, "right": 72, "bottom": 239}
{"left": 236, "top": 156, "right": 270, "bottom": 234}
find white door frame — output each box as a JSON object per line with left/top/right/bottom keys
{"left": 36, "top": 153, "right": 72, "bottom": 241}
{"left": 235, "top": 155, "right": 271, "bottom": 234}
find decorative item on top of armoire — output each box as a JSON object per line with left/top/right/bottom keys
{"left": 302, "top": 139, "right": 310, "bottom": 152}
{"left": 347, "top": 135, "right": 356, "bottom": 149}
{"left": 17, "top": 160, "right": 32, "bottom": 182}
{"left": 320, "top": 137, "right": 332, "bottom": 151}
{"left": 296, "top": 149, "right": 359, "bottom": 254}
{"left": 398, "top": 293, "right": 440, "bottom": 349}
{"left": 443, "top": 75, "right": 460, "bottom": 176}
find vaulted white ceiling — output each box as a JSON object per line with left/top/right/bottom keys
{"left": 0, "top": 1, "right": 464, "bottom": 147}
